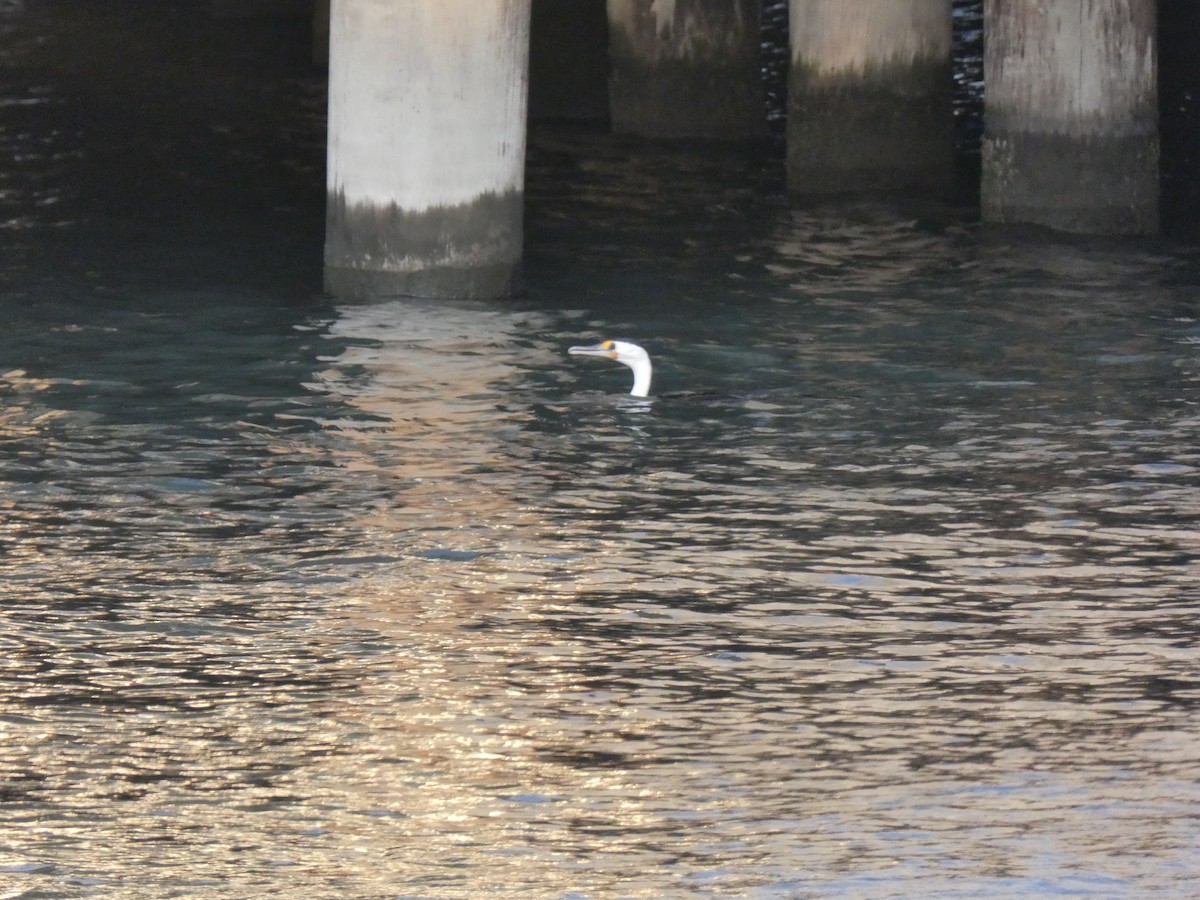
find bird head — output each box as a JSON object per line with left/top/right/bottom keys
{"left": 568, "top": 339, "right": 653, "bottom": 397}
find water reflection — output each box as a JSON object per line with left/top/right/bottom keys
{"left": 232, "top": 213, "right": 1200, "bottom": 896}
{"left": 2, "top": 189, "right": 1199, "bottom": 898}
{"left": 2, "top": 13, "right": 1200, "bottom": 894}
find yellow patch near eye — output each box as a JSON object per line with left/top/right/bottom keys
{"left": 601, "top": 340, "right": 614, "bottom": 349}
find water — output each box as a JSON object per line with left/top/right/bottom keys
{"left": 3, "top": 5, "right": 1200, "bottom": 899}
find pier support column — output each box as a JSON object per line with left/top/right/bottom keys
{"left": 787, "top": 0, "right": 952, "bottom": 194}
{"left": 324, "top": 0, "right": 531, "bottom": 300}
{"left": 607, "top": 0, "right": 764, "bottom": 139}
{"left": 981, "top": 0, "right": 1158, "bottom": 234}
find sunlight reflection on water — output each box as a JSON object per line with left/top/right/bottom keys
{"left": 1, "top": 15, "right": 1199, "bottom": 896}
{"left": 231, "top": 228, "right": 1197, "bottom": 896}
{"left": 5, "top": 215, "right": 1199, "bottom": 896}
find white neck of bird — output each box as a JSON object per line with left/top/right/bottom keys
{"left": 629, "top": 358, "right": 652, "bottom": 397}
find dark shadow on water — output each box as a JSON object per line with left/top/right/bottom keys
{"left": 0, "top": 1, "right": 327, "bottom": 305}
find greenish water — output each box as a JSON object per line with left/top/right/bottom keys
{"left": 1, "top": 4, "right": 1199, "bottom": 898}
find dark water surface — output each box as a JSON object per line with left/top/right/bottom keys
{"left": 2, "top": 4, "right": 1200, "bottom": 898}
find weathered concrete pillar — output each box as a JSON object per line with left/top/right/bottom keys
{"left": 607, "top": 0, "right": 764, "bottom": 139}
{"left": 324, "top": 0, "right": 531, "bottom": 300}
{"left": 787, "top": 0, "right": 952, "bottom": 194}
{"left": 981, "top": 0, "right": 1158, "bottom": 234}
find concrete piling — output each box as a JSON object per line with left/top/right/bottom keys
{"left": 787, "top": 0, "right": 953, "bottom": 194}
{"left": 323, "top": 0, "right": 531, "bottom": 300}
{"left": 981, "top": 0, "right": 1159, "bottom": 235}
{"left": 607, "top": 0, "right": 765, "bottom": 139}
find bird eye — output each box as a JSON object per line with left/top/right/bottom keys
{"left": 601, "top": 340, "right": 614, "bottom": 349}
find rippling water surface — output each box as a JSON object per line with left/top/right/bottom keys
{"left": 2, "top": 5, "right": 1200, "bottom": 899}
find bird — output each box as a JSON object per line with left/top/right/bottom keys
{"left": 568, "top": 340, "right": 653, "bottom": 398}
